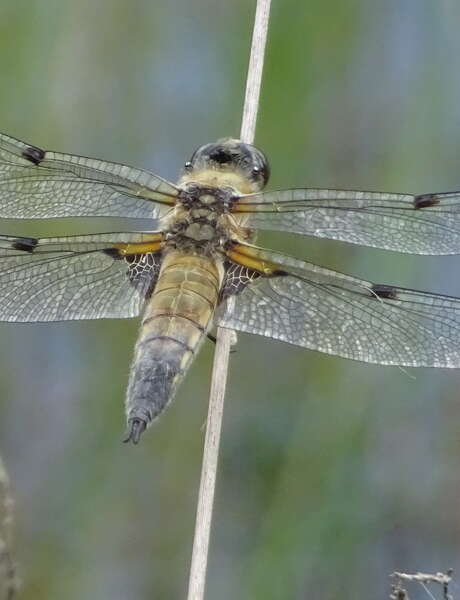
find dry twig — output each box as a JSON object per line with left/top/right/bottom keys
{"left": 390, "top": 570, "right": 453, "bottom": 600}
{"left": 186, "top": 1, "right": 272, "bottom": 599}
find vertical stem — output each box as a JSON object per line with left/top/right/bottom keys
{"left": 0, "top": 457, "right": 16, "bottom": 600}
{"left": 186, "top": 2, "right": 271, "bottom": 599}
{"left": 186, "top": 327, "right": 232, "bottom": 600}
{"left": 240, "top": 0, "right": 272, "bottom": 144}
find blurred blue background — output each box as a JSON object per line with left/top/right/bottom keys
{"left": 1, "top": 1, "right": 460, "bottom": 598}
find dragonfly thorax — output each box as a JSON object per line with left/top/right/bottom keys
{"left": 179, "top": 183, "right": 235, "bottom": 210}
{"left": 165, "top": 184, "right": 236, "bottom": 252}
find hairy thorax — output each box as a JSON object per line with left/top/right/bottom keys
{"left": 163, "top": 173, "right": 255, "bottom": 254}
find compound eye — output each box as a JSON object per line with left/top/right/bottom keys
{"left": 184, "top": 161, "right": 193, "bottom": 171}
{"left": 210, "top": 149, "right": 232, "bottom": 164}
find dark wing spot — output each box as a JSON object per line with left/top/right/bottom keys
{"left": 414, "top": 194, "right": 440, "bottom": 209}
{"left": 103, "top": 249, "right": 162, "bottom": 298}
{"left": 220, "top": 261, "right": 261, "bottom": 301}
{"left": 220, "top": 261, "right": 289, "bottom": 302}
{"left": 102, "top": 247, "right": 123, "bottom": 260}
{"left": 21, "top": 145, "right": 46, "bottom": 165}
{"left": 371, "top": 284, "right": 398, "bottom": 300}
{"left": 126, "top": 252, "right": 162, "bottom": 299}
{"left": 12, "top": 237, "right": 38, "bottom": 253}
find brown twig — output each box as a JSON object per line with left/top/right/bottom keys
{"left": 186, "top": 2, "right": 271, "bottom": 599}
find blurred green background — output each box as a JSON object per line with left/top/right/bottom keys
{"left": 1, "top": 1, "right": 460, "bottom": 598}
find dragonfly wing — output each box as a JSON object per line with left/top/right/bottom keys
{"left": 0, "top": 232, "right": 163, "bottom": 321}
{"left": 0, "top": 131, "right": 178, "bottom": 219}
{"left": 235, "top": 188, "right": 460, "bottom": 255}
{"left": 218, "top": 244, "right": 460, "bottom": 367}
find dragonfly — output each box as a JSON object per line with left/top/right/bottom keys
{"left": 2, "top": 131, "right": 460, "bottom": 443}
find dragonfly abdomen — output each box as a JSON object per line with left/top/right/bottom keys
{"left": 124, "top": 250, "right": 222, "bottom": 442}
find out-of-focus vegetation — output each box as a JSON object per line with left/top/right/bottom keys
{"left": 0, "top": 1, "right": 460, "bottom": 598}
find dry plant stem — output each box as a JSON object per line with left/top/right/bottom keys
{"left": 186, "top": 1, "right": 271, "bottom": 599}
{"left": 390, "top": 570, "right": 453, "bottom": 600}
{"left": 0, "top": 457, "right": 16, "bottom": 600}
{"left": 240, "top": 0, "right": 272, "bottom": 143}
{"left": 186, "top": 327, "right": 232, "bottom": 600}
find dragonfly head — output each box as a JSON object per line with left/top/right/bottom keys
{"left": 182, "top": 138, "right": 270, "bottom": 192}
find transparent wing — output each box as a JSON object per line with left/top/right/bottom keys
{"left": 0, "top": 131, "right": 179, "bottom": 219}
{"left": 235, "top": 188, "right": 460, "bottom": 254}
{"left": 0, "top": 232, "right": 163, "bottom": 321}
{"left": 218, "top": 245, "right": 460, "bottom": 367}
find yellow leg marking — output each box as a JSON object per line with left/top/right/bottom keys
{"left": 226, "top": 244, "right": 282, "bottom": 275}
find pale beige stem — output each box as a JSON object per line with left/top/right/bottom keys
{"left": 240, "top": 0, "right": 272, "bottom": 144}
{"left": 186, "top": 2, "right": 272, "bottom": 599}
